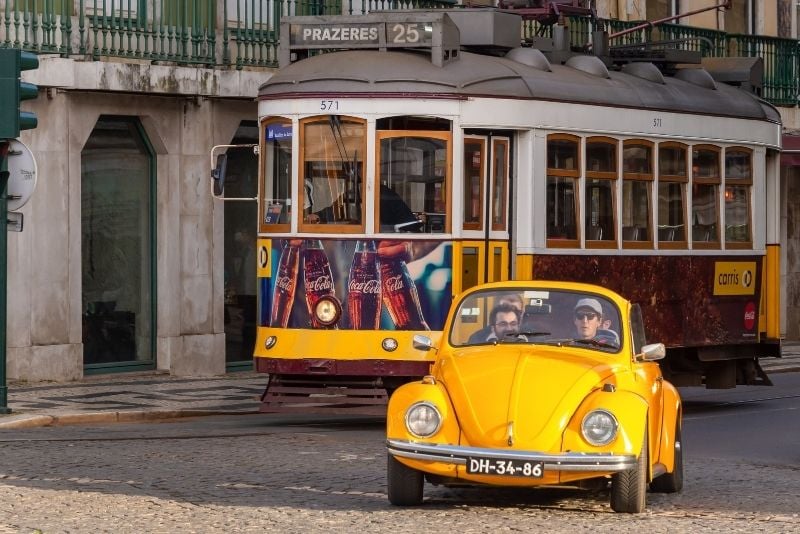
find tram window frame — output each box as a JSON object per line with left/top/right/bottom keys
{"left": 259, "top": 116, "right": 293, "bottom": 234}
{"left": 546, "top": 134, "right": 580, "bottom": 248}
{"left": 491, "top": 138, "right": 510, "bottom": 232}
{"left": 622, "top": 140, "right": 654, "bottom": 249}
{"left": 463, "top": 136, "right": 486, "bottom": 231}
{"left": 298, "top": 115, "right": 367, "bottom": 234}
{"left": 657, "top": 142, "right": 688, "bottom": 249}
{"left": 584, "top": 136, "right": 618, "bottom": 249}
{"left": 691, "top": 145, "right": 721, "bottom": 249}
{"left": 375, "top": 130, "right": 452, "bottom": 235}
{"left": 724, "top": 147, "right": 753, "bottom": 249}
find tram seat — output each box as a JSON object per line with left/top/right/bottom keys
{"left": 587, "top": 226, "right": 603, "bottom": 240}
{"left": 658, "top": 226, "right": 675, "bottom": 241}
{"left": 622, "top": 226, "right": 642, "bottom": 241}
{"left": 692, "top": 224, "right": 714, "bottom": 242}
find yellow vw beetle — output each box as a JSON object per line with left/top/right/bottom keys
{"left": 386, "top": 281, "right": 682, "bottom": 513}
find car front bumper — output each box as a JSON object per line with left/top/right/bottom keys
{"left": 387, "top": 439, "right": 637, "bottom": 472}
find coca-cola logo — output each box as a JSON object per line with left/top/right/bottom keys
{"left": 743, "top": 301, "right": 756, "bottom": 330}
{"left": 349, "top": 279, "right": 380, "bottom": 293}
{"left": 276, "top": 276, "right": 294, "bottom": 291}
{"left": 307, "top": 275, "right": 332, "bottom": 292}
{"left": 384, "top": 275, "right": 404, "bottom": 292}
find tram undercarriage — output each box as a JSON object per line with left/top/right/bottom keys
{"left": 660, "top": 344, "right": 780, "bottom": 388}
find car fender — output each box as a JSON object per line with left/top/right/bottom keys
{"left": 562, "top": 389, "right": 649, "bottom": 461}
{"left": 656, "top": 381, "right": 682, "bottom": 471}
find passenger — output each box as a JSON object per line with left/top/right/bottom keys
{"left": 486, "top": 302, "right": 521, "bottom": 341}
{"left": 468, "top": 293, "right": 524, "bottom": 343}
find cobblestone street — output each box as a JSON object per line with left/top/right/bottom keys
{"left": 0, "top": 416, "right": 797, "bottom": 534}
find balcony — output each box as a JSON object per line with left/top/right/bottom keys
{"left": 0, "top": 1, "right": 797, "bottom": 106}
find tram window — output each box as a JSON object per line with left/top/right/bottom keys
{"left": 260, "top": 118, "right": 292, "bottom": 230}
{"left": 299, "top": 116, "right": 366, "bottom": 232}
{"left": 725, "top": 148, "right": 752, "bottom": 246}
{"left": 692, "top": 146, "right": 721, "bottom": 248}
{"left": 585, "top": 138, "right": 617, "bottom": 246}
{"left": 463, "top": 138, "right": 485, "bottom": 230}
{"left": 491, "top": 138, "right": 510, "bottom": 232}
{"left": 622, "top": 140, "right": 653, "bottom": 247}
{"left": 547, "top": 135, "right": 579, "bottom": 246}
{"left": 657, "top": 143, "right": 688, "bottom": 247}
{"left": 378, "top": 133, "right": 449, "bottom": 234}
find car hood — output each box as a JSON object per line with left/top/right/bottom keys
{"left": 438, "top": 346, "right": 620, "bottom": 449}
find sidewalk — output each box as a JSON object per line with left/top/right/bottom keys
{"left": 0, "top": 371, "right": 266, "bottom": 430}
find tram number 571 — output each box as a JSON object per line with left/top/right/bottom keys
{"left": 389, "top": 23, "right": 423, "bottom": 44}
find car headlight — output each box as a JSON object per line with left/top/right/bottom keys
{"left": 314, "top": 296, "right": 341, "bottom": 326}
{"left": 581, "top": 409, "right": 618, "bottom": 446}
{"left": 405, "top": 402, "right": 442, "bottom": 438}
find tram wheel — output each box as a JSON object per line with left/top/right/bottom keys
{"left": 610, "top": 430, "right": 648, "bottom": 513}
{"left": 650, "top": 420, "right": 683, "bottom": 493}
{"left": 387, "top": 454, "right": 424, "bottom": 506}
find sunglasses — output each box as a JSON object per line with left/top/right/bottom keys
{"left": 575, "top": 312, "right": 598, "bottom": 321}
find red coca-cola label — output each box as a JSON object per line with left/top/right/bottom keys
{"left": 348, "top": 279, "right": 380, "bottom": 293}
{"left": 306, "top": 275, "right": 332, "bottom": 292}
{"left": 276, "top": 275, "right": 295, "bottom": 292}
{"left": 743, "top": 301, "right": 756, "bottom": 330}
{"left": 384, "top": 274, "right": 404, "bottom": 292}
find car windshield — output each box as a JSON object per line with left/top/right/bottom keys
{"left": 450, "top": 288, "right": 622, "bottom": 352}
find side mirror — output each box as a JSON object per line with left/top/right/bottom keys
{"left": 636, "top": 342, "right": 665, "bottom": 362}
{"left": 413, "top": 334, "right": 434, "bottom": 351}
{"left": 211, "top": 153, "right": 228, "bottom": 197}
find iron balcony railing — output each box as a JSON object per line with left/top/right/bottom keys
{"left": 1, "top": 2, "right": 798, "bottom": 105}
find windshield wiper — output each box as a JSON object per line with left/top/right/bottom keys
{"left": 517, "top": 331, "right": 551, "bottom": 337}
{"left": 572, "top": 338, "right": 618, "bottom": 349}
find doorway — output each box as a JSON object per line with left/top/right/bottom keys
{"left": 81, "top": 116, "right": 155, "bottom": 373}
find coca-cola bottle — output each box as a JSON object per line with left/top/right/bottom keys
{"left": 348, "top": 240, "right": 381, "bottom": 330}
{"left": 270, "top": 240, "right": 301, "bottom": 327}
{"left": 302, "top": 239, "right": 338, "bottom": 328}
{"left": 378, "top": 241, "right": 430, "bottom": 330}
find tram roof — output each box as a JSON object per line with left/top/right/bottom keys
{"left": 258, "top": 49, "right": 780, "bottom": 123}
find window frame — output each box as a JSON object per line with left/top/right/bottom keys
{"left": 258, "top": 116, "right": 293, "bottom": 234}
{"left": 546, "top": 133, "right": 581, "bottom": 249}
{"left": 691, "top": 144, "right": 721, "bottom": 250}
{"left": 656, "top": 141, "right": 688, "bottom": 250}
{"left": 724, "top": 146, "right": 753, "bottom": 249}
{"left": 622, "top": 139, "right": 654, "bottom": 249}
{"left": 491, "top": 137, "right": 511, "bottom": 232}
{"left": 463, "top": 136, "right": 487, "bottom": 231}
{"left": 298, "top": 115, "right": 368, "bottom": 235}
{"left": 585, "top": 136, "right": 618, "bottom": 249}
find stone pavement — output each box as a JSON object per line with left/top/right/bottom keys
{"left": 0, "top": 341, "right": 797, "bottom": 431}
{"left": 0, "top": 370, "right": 266, "bottom": 430}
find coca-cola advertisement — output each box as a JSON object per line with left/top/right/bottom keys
{"left": 260, "top": 239, "right": 451, "bottom": 330}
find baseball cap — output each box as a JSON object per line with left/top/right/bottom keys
{"left": 574, "top": 298, "right": 603, "bottom": 315}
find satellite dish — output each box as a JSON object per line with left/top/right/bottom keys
{"left": 6, "top": 139, "right": 38, "bottom": 212}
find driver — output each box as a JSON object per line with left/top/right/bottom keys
{"left": 487, "top": 303, "right": 521, "bottom": 341}
{"left": 573, "top": 298, "right": 604, "bottom": 340}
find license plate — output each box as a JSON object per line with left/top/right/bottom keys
{"left": 466, "top": 457, "right": 544, "bottom": 478}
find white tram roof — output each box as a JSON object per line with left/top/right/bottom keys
{"left": 258, "top": 49, "right": 780, "bottom": 124}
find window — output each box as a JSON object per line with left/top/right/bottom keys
{"left": 377, "top": 131, "right": 450, "bottom": 234}
{"left": 491, "top": 138, "right": 510, "bottom": 232}
{"left": 622, "top": 140, "right": 654, "bottom": 247}
{"left": 463, "top": 137, "right": 485, "bottom": 230}
{"left": 585, "top": 137, "right": 617, "bottom": 247}
{"left": 260, "top": 118, "right": 292, "bottom": 231}
{"left": 725, "top": 0, "right": 754, "bottom": 34}
{"left": 299, "top": 116, "right": 366, "bottom": 233}
{"left": 547, "top": 134, "right": 580, "bottom": 246}
{"left": 692, "top": 145, "right": 721, "bottom": 247}
{"left": 657, "top": 142, "right": 688, "bottom": 248}
{"left": 724, "top": 148, "right": 752, "bottom": 247}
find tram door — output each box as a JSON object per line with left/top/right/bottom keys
{"left": 461, "top": 135, "right": 511, "bottom": 292}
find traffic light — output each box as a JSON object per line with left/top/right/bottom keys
{"left": 0, "top": 48, "right": 39, "bottom": 139}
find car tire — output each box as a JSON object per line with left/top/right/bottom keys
{"left": 610, "top": 430, "right": 648, "bottom": 513}
{"left": 387, "top": 454, "right": 424, "bottom": 506}
{"left": 650, "top": 419, "right": 683, "bottom": 493}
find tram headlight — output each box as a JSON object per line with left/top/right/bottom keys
{"left": 405, "top": 402, "right": 442, "bottom": 438}
{"left": 581, "top": 409, "right": 618, "bottom": 446}
{"left": 314, "top": 296, "right": 341, "bottom": 327}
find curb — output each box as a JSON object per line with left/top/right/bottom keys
{"left": 0, "top": 409, "right": 259, "bottom": 430}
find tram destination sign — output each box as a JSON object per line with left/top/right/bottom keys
{"left": 280, "top": 13, "right": 460, "bottom": 68}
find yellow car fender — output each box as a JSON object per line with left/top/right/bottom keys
{"left": 656, "top": 381, "right": 682, "bottom": 473}
{"left": 562, "top": 389, "right": 649, "bottom": 461}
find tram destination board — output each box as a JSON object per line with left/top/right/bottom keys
{"left": 280, "top": 13, "right": 460, "bottom": 67}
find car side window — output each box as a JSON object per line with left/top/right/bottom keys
{"left": 630, "top": 303, "right": 647, "bottom": 354}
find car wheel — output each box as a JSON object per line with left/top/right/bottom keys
{"left": 610, "top": 430, "right": 648, "bottom": 513}
{"left": 650, "top": 420, "right": 683, "bottom": 493}
{"left": 387, "top": 454, "right": 424, "bottom": 506}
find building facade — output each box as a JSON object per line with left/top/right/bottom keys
{"left": 3, "top": 0, "right": 800, "bottom": 381}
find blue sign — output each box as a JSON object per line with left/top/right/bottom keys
{"left": 266, "top": 124, "right": 292, "bottom": 140}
